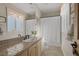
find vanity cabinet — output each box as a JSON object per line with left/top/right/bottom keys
{"left": 16, "top": 39, "right": 41, "bottom": 56}
{"left": 36, "top": 40, "right": 41, "bottom": 56}
{"left": 28, "top": 40, "right": 41, "bottom": 56}
{"left": 28, "top": 44, "right": 37, "bottom": 56}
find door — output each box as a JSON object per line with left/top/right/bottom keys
{"left": 40, "top": 16, "right": 61, "bottom": 48}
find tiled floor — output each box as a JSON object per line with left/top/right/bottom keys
{"left": 41, "top": 46, "right": 64, "bottom": 56}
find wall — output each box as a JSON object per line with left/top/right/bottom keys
{"left": 61, "top": 4, "right": 73, "bottom": 56}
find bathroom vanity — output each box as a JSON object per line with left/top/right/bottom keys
{"left": 16, "top": 38, "right": 42, "bottom": 56}
{"left": 0, "top": 37, "right": 42, "bottom": 56}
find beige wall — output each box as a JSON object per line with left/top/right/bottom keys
{"left": 61, "top": 4, "right": 73, "bottom": 56}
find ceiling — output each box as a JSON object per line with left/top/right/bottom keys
{"left": 8, "top": 3, "right": 62, "bottom": 19}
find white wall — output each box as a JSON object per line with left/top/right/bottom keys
{"left": 40, "top": 16, "right": 61, "bottom": 48}
{"left": 61, "top": 4, "right": 73, "bottom": 56}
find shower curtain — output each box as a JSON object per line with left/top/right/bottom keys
{"left": 39, "top": 16, "right": 61, "bottom": 49}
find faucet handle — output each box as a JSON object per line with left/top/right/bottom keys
{"left": 18, "top": 34, "right": 21, "bottom": 37}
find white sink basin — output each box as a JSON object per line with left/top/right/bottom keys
{"left": 22, "top": 39, "right": 33, "bottom": 42}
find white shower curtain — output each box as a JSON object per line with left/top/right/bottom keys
{"left": 39, "top": 16, "right": 61, "bottom": 49}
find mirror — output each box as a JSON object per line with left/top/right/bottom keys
{"left": 7, "top": 8, "right": 16, "bottom": 32}
{"left": 0, "top": 17, "right": 6, "bottom": 35}
{"left": 25, "top": 19, "right": 37, "bottom": 38}
{"left": 7, "top": 14, "right": 16, "bottom": 32}
{"left": 7, "top": 8, "right": 25, "bottom": 36}
{"left": 16, "top": 16, "right": 25, "bottom": 36}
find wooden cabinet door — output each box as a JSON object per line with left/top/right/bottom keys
{"left": 28, "top": 40, "right": 41, "bottom": 56}
{"left": 28, "top": 45, "right": 36, "bottom": 56}
{"left": 36, "top": 40, "right": 41, "bottom": 56}
{"left": 16, "top": 40, "right": 42, "bottom": 56}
